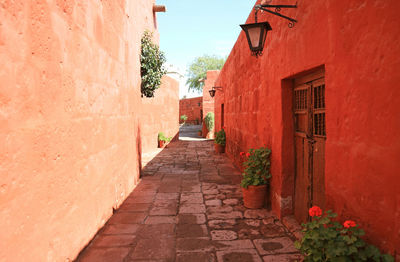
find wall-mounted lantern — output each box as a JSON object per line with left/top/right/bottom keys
{"left": 240, "top": 2, "right": 297, "bottom": 57}
{"left": 209, "top": 87, "right": 222, "bottom": 98}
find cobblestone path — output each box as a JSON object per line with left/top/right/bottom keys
{"left": 76, "top": 140, "right": 301, "bottom": 262}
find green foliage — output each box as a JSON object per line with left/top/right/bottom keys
{"left": 141, "top": 31, "right": 167, "bottom": 97}
{"left": 214, "top": 128, "right": 226, "bottom": 145}
{"left": 204, "top": 112, "right": 214, "bottom": 131}
{"left": 186, "top": 55, "right": 226, "bottom": 92}
{"left": 180, "top": 115, "right": 188, "bottom": 122}
{"left": 158, "top": 132, "right": 172, "bottom": 142}
{"left": 295, "top": 210, "right": 395, "bottom": 262}
{"left": 240, "top": 147, "right": 271, "bottom": 188}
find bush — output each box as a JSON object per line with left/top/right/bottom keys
{"left": 180, "top": 115, "right": 188, "bottom": 123}
{"left": 295, "top": 206, "right": 394, "bottom": 262}
{"left": 240, "top": 147, "right": 271, "bottom": 188}
{"left": 158, "top": 132, "right": 172, "bottom": 142}
{"left": 204, "top": 112, "right": 214, "bottom": 131}
{"left": 141, "top": 31, "right": 167, "bottom": 97}
{"left": 214, "top": 128, "right": 226, "bottom": 145}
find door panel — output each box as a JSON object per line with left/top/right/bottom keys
{"left": 312, "top": 136, "right": 325, "bottom": 208}
{"left": 294, "top": 135, "right": 309, "bottom": 222}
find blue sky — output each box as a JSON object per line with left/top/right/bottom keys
{"left": 156, "top": 0, "right": 255, "bottom": 98}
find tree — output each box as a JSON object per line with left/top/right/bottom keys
{"left": 140, "top": 31, "right": 167, "bottom": 97}
{"left": 186, "top": 55, "right": 225, "bottom": 92}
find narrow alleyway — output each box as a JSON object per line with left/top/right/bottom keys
{"left": 76, "top": 127, "right": 301, "bottom": 262}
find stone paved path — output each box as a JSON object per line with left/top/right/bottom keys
{"left": 76, "top": 140, "right": 301, "bottom": 262}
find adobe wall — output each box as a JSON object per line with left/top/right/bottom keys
{"left": 215, "top": 0, "right": 400, "bottom": 255}
{"left": 140, "top": 75, "right": 179, "bottom": 154}
{"left": 202, "top": 70, "right": 219, "bottom": 137}
{"left": 179, "top": 97, "right": 202, "bottom": 125}
{"left": 0, "top": 0, "right": 163, "bottom": 261}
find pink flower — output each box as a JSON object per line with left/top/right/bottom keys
{"left": 308, "top": 206, "right": 322, "bottom": 217}
{"left": 343, "top": 220, "right": 357, "bottom": 228}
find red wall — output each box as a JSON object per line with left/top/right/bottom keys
{"left": 179, "top": 97, "right": 202, "bottom": 124}
{"left": 140, "top": 75, "right": 179, "bottom": 153}
{"left": 202, "top": 70, "right": 219, "bottom": 136}
{"left": 215, "top": 0, "right": 400, "bottom": 256}
{"left": 0, "top": 0, "right": 175, "bottom": 261}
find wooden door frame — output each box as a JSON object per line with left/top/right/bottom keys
{"left": 280, "top": 65, "right": 325, "bottom": 218}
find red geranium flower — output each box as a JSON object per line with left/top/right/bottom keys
{"left": 246, "top": 152, "right": 250, "bottom": 157}
{"left": 222, "top": 126, "right": 226, "bottom": 129}
{"left": 240, "top": 152, "right": 245, "bottom": 156}
{"left": 343, "top": 220, "right": 357, "bottom": 228}
{"left": 308, "top": 206, "right": 322, "bottom": 217}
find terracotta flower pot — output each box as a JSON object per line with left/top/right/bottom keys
{"left": 197, "top": 131, "right": 202, "bottom": 136}
{"left": 158, "top": 140, "right": 165, "bottom": 148}
{"left": 242, "top": 185, "right": 267, "bottom": 209}
{"left": 214, "top": 143, "right": 225, "bottom": 153}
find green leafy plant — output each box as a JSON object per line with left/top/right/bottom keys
{"left": 204, "top": 112, "right": 214, "bottom": 131}
{"left": 141, "top": 31, "right": 167, "bottom": 97}
{"left": 214, "top": 128, "right": 226, "bottom": 145}
{"left": 240, "top": 147, "right": 271, "bottom": 188}
{"left": 186, "top": 55, "right": 226, "bottom": 92}
{"left": 158, "top": 132, "right": 172, "bottom": 142}
{"left": 180, "top": 115, "right": 188, "bottom": 123}
{"left": 295, "top": 206, "right": 394, "bottom": 262}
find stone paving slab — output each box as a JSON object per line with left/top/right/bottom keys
{"left": 76, "top": 140, "right": 301, "bottom": 262}
{"left": 216, "top": 249, "right": 262, "bottom": 262}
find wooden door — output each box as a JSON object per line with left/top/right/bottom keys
{"left": 294, "top": 71, "right": 326, "bottom": 223}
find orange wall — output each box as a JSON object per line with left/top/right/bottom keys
{"left": 140, "top": 75, "right": 179, "bottom": 153}
{"left": 214, "top": 0, "right": 400, "bottom": 256}
{"left": 0, "top": 0, "right": 164, "bottom": 261}
{"left": 179, "top": 97, "right": 202, "bottom": 124}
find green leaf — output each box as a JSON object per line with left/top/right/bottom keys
{"left": 382, "top": 254, "right": 395, "bottom": 262}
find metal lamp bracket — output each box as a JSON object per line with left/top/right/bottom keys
{"left": 254, "top": 2, "right": 298, "bottom": 28}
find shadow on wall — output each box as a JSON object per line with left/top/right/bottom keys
{"left": 137, "top": 124, "right": 142, "bottom": 178}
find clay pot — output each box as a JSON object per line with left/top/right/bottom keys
{"left": 197, "top": 131, "right": 202, "bottom": 136}
{"left": 158, "top": 140, "right": 165, "bottom": 148}
{"left": 242, "top": 185, "right": 267, "bottom": 209}
{"left": 214, "top": 144, "right": 225, "bottom": 153}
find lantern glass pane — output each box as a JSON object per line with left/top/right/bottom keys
{"left": 247, "top": 26, "right": 262, "bottom": 49}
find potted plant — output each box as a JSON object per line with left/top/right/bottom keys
{"left": 240, "top": 147, "right": 271, "bottom": 209}
{"left": 214, "top": 128, "right": 226, "bottom": 153}
{"left": 180, "top": 115, "right": 188, "bottom": 125}
{"left": 296, "top": 206, "right": 394, "bottom": 261}
{"left": 158, "top": 132, "right": 172, "bottom": 148}
{"left": 197, "top": 130, "right": 202, "bottom": 136}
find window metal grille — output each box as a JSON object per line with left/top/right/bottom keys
{"left": 313, "top": 84, "right": 325, "bottom": 109}
{"left": 294, "top": 89, "right": 307, "bottom": 110}
{"left": 314, "top": 113, "right": 326, "bottom": 136}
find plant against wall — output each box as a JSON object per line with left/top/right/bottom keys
{"left": 204, "top": 112, "right": 214, "bottom": 131}
{"left": 180, "top": 115, "right": 188, "bottom": 124}
{"left": 140, "top": 31, "right": 167, "bottom": 97}
{"left": 296, "top": 206, "right": 394, "bottom": 262}
{"left": 214, "top": 128, "right": 226, "bottom": 145}
{"left": 240, "top": 147, "right": 271, "bottom": 188}
{"left": 158, "top": 132, "right": 172, "bottom": 142}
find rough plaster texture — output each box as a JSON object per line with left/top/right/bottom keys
{"left": 0, "top": 0, "right": 177, "bottom": 261}
{"left": 214, "top": 0, "right": 400, "bottom": 255}
{"left": 179, "top": 97, "right": 202, "bottom": 125}
{"left": 140, "top": 75, "right": 179, "bottom": 154}
{"left": 202, "top": 70, "right": 219, "bottom": 137}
